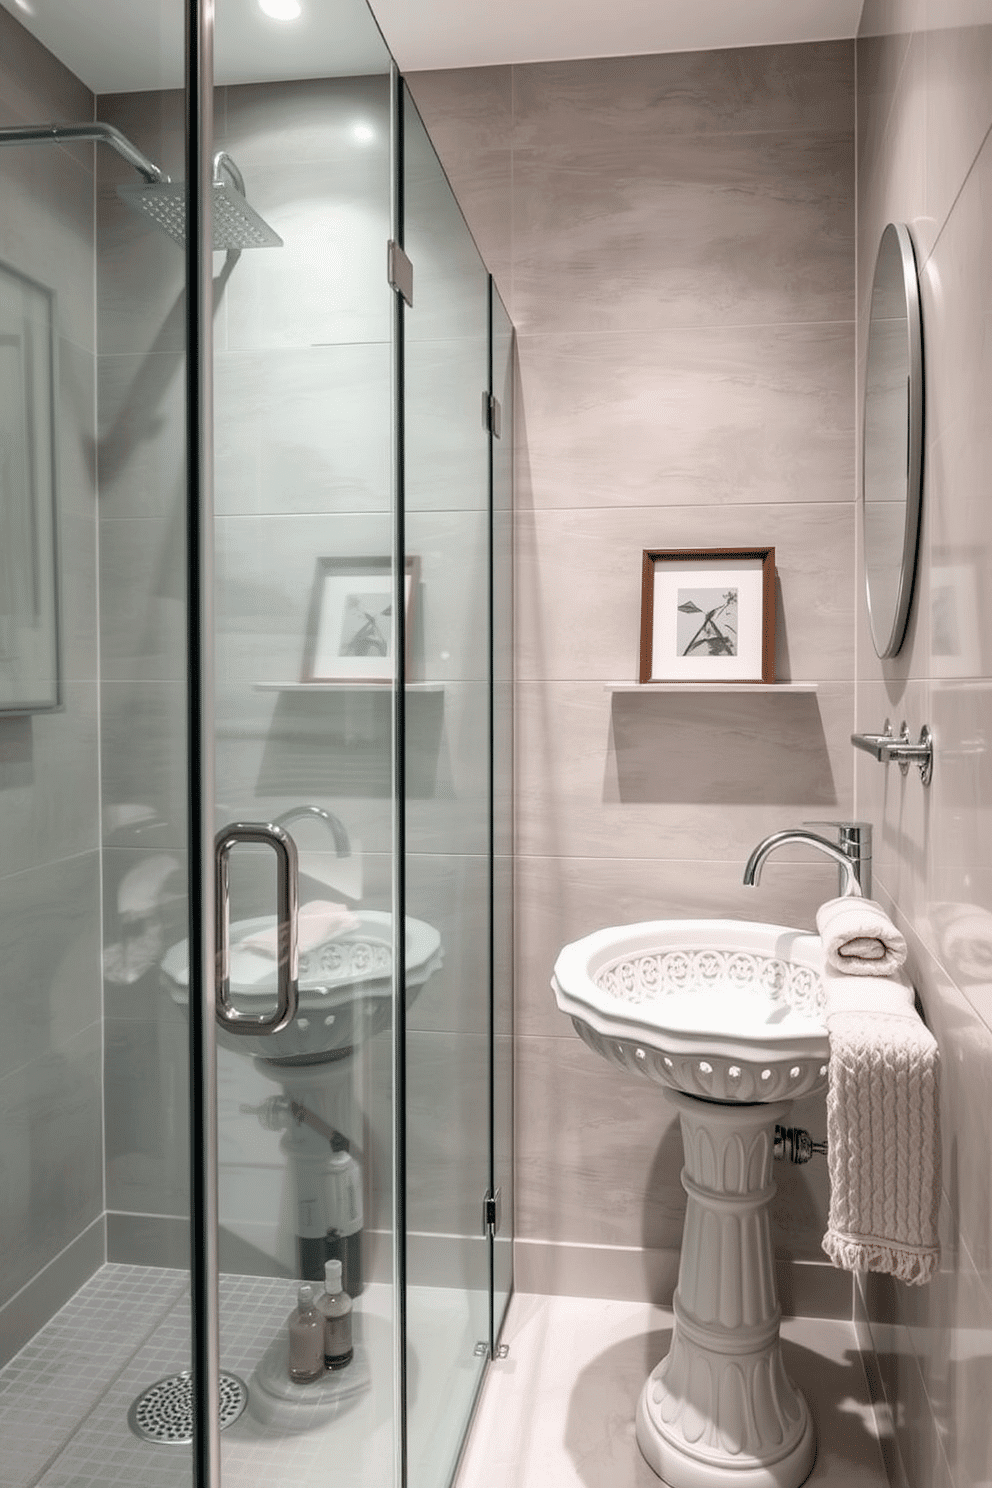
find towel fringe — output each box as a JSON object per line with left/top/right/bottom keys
{"left": 822, "top": 1230, "right": 939, "bottom": 1286}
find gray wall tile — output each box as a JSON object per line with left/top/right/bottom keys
{"left": 0, "top": 7, "right": 103, "bottom": 1321}
{"left": 411, "top": 40, "right": 857, "bottom": 1276}
{"left": 855, "top": 6, "right": 992, "bottom": 1486}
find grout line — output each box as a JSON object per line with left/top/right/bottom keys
{"left": 14, "top": 1266, "right": 189, "bottom": 1488}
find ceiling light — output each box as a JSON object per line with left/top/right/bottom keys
{"left": 351, "top": 123, "right": 376, "bottom": 145}
{"left": 13, "top": 0, "right": 36, "bottom": 13}
{"left": 258, "top": 0, "right": 302, "bottom": 20}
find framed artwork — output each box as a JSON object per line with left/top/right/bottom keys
{"left": 639, "top": 548, "right": 775, "bottom": 684}
{"left": 301, "top": 555, "right": 418, "bottom": 683}
{"left": 0, "top": 259, "right": 59, "bottom": 712}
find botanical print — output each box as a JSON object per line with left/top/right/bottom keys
{"left": 676, "top": 587, "right": 738, "bottom": 658}
{"left": 339, "top": 592, "right": 393, "bottom": 658}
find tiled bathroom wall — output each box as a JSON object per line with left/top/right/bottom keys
{"left": 854, "top": 6, "right": 992, "bottom": 1488}
{"left": 409, "top": 39, "right": 859, "bottom": 1306}
{"left": 0, "top": 8, "right": 105, "bottom": 1367}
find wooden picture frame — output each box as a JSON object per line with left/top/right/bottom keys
{"left": 301, "top": 555, "right": 418, "bottom": 683}
{"left": 639, "top": 548, "right": 776, "bottom": 684}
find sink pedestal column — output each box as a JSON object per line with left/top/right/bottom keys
{"left": 636, "top": 1089, "right": 815, "bottom": 1488}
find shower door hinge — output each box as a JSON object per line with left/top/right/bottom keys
{"left": 483, "top": 1187, "right": 501, "bottom": 1238}
{"left": 482, "top": 391, "right": 502, "bottom": 438}
{"left": 387, "top": 241, "right": 413, "bottom": 306}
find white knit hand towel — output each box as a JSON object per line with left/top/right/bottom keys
{"left": 822, "top": 967, "right": 940, "bottom": 1285}
{"left": 816, "top": 895, "right": 908, "bottom": 976}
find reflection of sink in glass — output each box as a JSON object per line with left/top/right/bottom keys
{"left": 553, "top": 919, "right": 826, "bottom": 1488}
{"left": 553, "top": 918, "right": 828, "bottom": 1102}
{"left": 162, "top": 910, "right": 443, "bottom": 1063}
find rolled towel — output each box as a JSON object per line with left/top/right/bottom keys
{"left": 821, "top": 966, "right": 940, "bottom": 1285}
{"left": 240, "top": 900, "right": 360, "bottom": 958}
{"left": 816, "top": 895, "right": 908, "bottom": 976}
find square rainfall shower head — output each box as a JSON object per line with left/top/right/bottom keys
{"left": 118, "top": 180, "right": 283, "bottom": 250}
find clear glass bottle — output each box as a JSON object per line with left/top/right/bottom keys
{"left": 316, "top": 1257, "right": 353, "bottom": 1370}
{"left": 288, "top": 1282, "right": 325, "bottom": 1383}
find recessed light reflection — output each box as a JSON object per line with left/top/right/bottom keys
{"left": 258, "top": 0, "right": 301, "bottom": 20}
{"left": 351, "top": 123, "right": 376, "bottom": 145}
{"left": 14, "top": 0, "right": 36, "bottom": 14}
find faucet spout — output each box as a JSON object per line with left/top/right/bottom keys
{"left": 273, "top": 805, "right": 351, "bottom": 858}
{"left": 744, "top": 829, "right": 862, "bottom": 897}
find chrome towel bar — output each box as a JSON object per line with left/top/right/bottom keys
{"left": 851, "top": 719, "right": 933, "bottom": 785}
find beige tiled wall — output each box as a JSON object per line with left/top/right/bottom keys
{"left": 854, "top": 6, "right": 992, "bottom": 1488}
{"left": 410, "top": 40, "right": 858, "bottom": 1293}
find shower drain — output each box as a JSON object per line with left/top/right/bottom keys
{"left": 127, "top": 1370, "right": 249, "bottom": 1444}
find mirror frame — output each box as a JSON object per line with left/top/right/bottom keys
{"left": 862, "top": 221, "right": 924, "bottom": 659}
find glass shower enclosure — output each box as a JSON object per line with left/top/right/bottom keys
{"left": 0, "top": 0, "right": 513, "bottom": 1484}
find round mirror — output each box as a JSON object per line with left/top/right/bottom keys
{"left": 863, "top": 222, "right": 924, "bottom": 658}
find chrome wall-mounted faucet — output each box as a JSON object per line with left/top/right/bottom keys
{"left": 743, "top": 821, "right": 872, "bottom": 898}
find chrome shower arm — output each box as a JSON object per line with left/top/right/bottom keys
{"left": 0, "top": 121, "right": 168, "bottom": 183}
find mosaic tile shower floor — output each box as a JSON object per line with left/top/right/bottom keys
{"left": 0, "top": 1264, "right": 481, "bottom": 1488}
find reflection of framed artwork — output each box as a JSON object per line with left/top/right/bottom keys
{"left": 0, "top": 260, "right": 59, "bottom": 712}
{"left": 639, "top": 548, "right": 775, "bottom": 684}
{"left": 932, "top": 548, "right": 982, "bottom": 679}
{"left": 302, "top": 556, "right": 418, "bottom": 683}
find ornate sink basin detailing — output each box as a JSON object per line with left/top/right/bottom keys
{"left": 552, "top": 919, "right": 828, "bottom": 1102}
{"left": 162, "top": 910, "right": 443, "bottom": 1062}
{"left": 552, "top": 917, "right": 828, "bottom": 1487}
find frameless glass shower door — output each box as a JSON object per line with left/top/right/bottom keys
{"left": 206, "top": 1, "right": 400, "bottom": 1480}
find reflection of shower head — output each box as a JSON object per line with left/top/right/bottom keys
{"left": 0, "top": 125, "right": 282, "bottom": 250}
{"left": 118, "top": 151, "right": 283, "bottom": 251}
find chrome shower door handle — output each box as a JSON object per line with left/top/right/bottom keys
{"left": 214, "top": 822, "right": 299, "bottom": 1035}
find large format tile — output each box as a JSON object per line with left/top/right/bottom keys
{"left": 513, "top": 43, "right": 855, "bottom": 167}
{"left": 96, "top": 351, "right": 186, "bottom": 520}
{"left": 517, "top": 323, "right": 855, "bottom": 510}
{"left": 0, "top": 853, "right": 101, "bottom": 1084}
{"left": 923, "top": 12, "right": 992, "bottom": 250}
{"left": 223, "top": 154, "right": 392, "bottom": 353}
{"left": 100, "top": 680, "right": 189, "bottom": 850}
{"left": 515, "top": 681, "right": 856, "bottom": 862}
{"left": 0, "top": 685, "right": 99, "bottom": 878}
{"left": 0, "top": 135, "right": 95, "bottom": 357}
{"left": 104, "top": 1009, "right": 190, "bottom": 1220}
{"left": 404, "top": 65, "right": 512, "bottom": 304}
{"left": 221, "top": 74, "right": 391, "bottom": 171}
{"left": 0, "top": 5, "right": 93, "bottom": 143}
{"left": 406, "top": 337, "right": 490, "bottom": 513}
{"left": 512, "top": 129, "right": 854, "bottom": 335}
{"left": 215, "top": 344, "right": 391, "bottom": 517}
{"left": 0, "top": 1022, "right": 103, "bottom": 1311}
{"left": 516, "top": 1032, "right": 686, "bottom": 1251}
{"left": 406, "top": 1029, "right": 490, "bottom": 1237}
{"left": 98, "top": 516, "right": 187, "bottom": 683}
{"left": 515, "top": 504, "right": 856, "bottom": 683}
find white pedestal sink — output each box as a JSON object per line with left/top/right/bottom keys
{"left": 553, "top": 920, "right": 828, "bottom": 1488}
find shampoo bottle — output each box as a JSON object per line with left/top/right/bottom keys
{"left": 288, "top": 1282, "right": 325, "bottom": 1384}
{"left": 316, "top": 1257, "right": 353, "bottom": 1370}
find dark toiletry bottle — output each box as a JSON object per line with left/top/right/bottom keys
{"left": 288, "top": 1282, "right": 325, "bottom": 1384}
{"left": 316, "top": 1257, "right": 353, "bottom": 1370}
